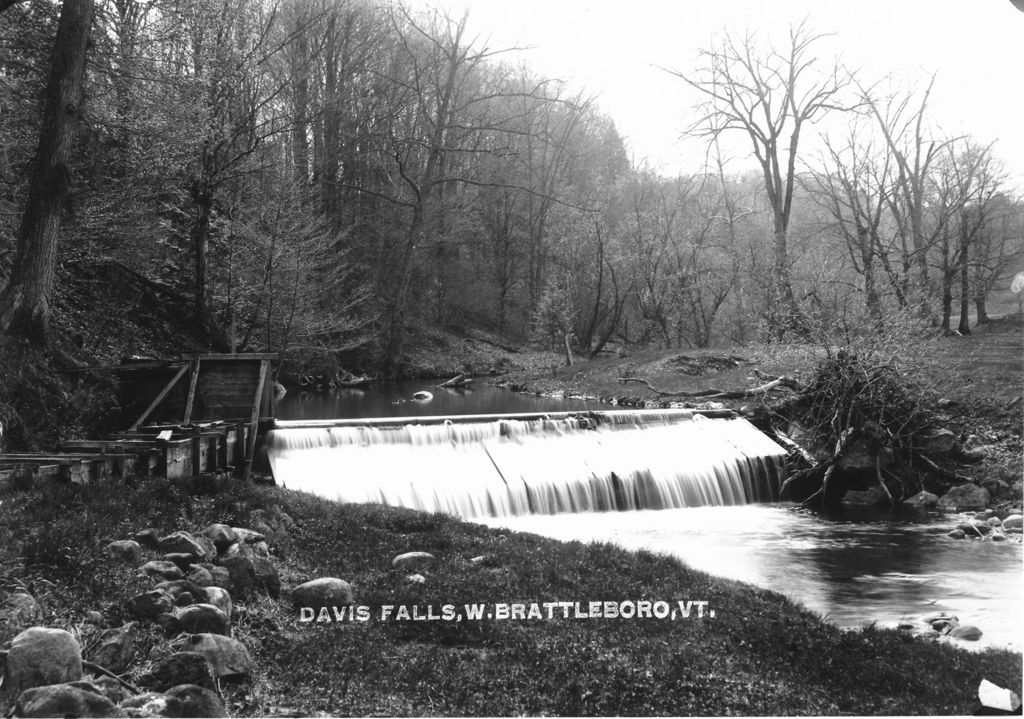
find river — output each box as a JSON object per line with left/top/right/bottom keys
{"left": 277, "top": 382, "right": 1023, "bottom": 652}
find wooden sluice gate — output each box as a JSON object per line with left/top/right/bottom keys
{"left": 0, "top": 353, "right": 278, "bottom": 490}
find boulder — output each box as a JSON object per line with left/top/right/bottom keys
{"left": 405, "top": 573, "right": 426, "bottom": 584}
{"left": 2, "top": 591, "right": 43, "bottom": 629}
{"left": 195, "top": 563, "right": 233, "bottom": 592}
{"left": 391, "top": 551, "right": 437, "bottom": 569}
{"left": 253, "top": 556, "right": 281, "bottom": 598}
{"left": 251, "top": 540, "right": 271, "bottom": 558}
{"left": 156, "top": 531, "right": 208, "bottom": 559}
{"left": 987, "top": 516, "right": 1003, "bottom": 527}
{"left": 957, "top": 520, "right": 992, "bottom": 536}
{"left": 918, "top": 427, "right": 957, "bottom": 454}
{"left": 173, "top": 604, "right": 229, "bottom": 636}
{"left": 172, "top": 634, "right": 253, "bottom": 681}
{"left": 132, "top": 528, "right": 161, "bottom": 549}
{"left": 75, "top": 676, "right": 127, "bottom": 706}
{"left": 191, "top": 534, "right": 217, "bottom": 561}
{"left": 947, "top": 529, "right": 966, "bottom": 539}
{"left": 162, "top": 553, "right": 198, "bottom": 572}
{"left": 201, "top": 523, "right": 238, "bottom": 553}
{"left": 216, "top": 555, "right": 256, "bottom": 598}
{"left": 140, "top": 560, "right": 184, "bottom": 581}
{"left": 154, "top": 579, "right": 206, "bottom": 600}
{"left": 105, "top": 540, "right": 143, "bottom": 564}
{"left": 1003, "top": 514, "right": 1023, "bottom": 530}
{"left": 841, "top": 487, "right": 890, "bottom": 506}
{"left": 991, "top": 533, "right": 1007, "bottom": 542}
{"left": 903, "top": 490, "right": 939, "bottom": 507}
{"left": 119, "top": 691, "right": 182, "bottom": 718}
{"left": 127, "top": 589, "right": 174, "bottom": 619}
{"left": 291, "top": 577, "right": 353, "bottom": 610}
{"left": 232, "top": 527, "right": 266, "bottom": 544}
{"left": 165, "top": 684, "right": 227, "bottom": 717}
{"left": 201, "top": 586, "right": 232, "bottom": 619}
{"left": 13, "top": 683, "right": 121, "bottom": 718}
{"left": 141, "top": 652, "right": 216, "bottom": 691}
{"left": 936, "top": 484, "right": 990, "bottom": 511}
{"left": 220, "top": 539, "right": 254, "bottom": 560}
{"left": 5, "top": 627, "right": 83, "bottom": 694}
{"left": 92, "top": 624, "right": 137, "bottom": 674}
{"left": 949, "top": 624, "right": 983, "bottom": 640}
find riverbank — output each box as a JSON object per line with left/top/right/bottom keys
{"left": 1, "top": 478, "right": 1020, "bottom": 716}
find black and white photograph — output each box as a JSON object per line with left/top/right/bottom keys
{"left": 1, "top": 0, "right": 1022, "bottom": 715}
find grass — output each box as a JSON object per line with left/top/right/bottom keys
{"left": 1, "top": 478, "right": 1021, "bottom": 716}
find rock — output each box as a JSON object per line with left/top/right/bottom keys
{"left": 92, "top": 624, "right": 137, "bottom": 674}
{"left": 931, "top": 619, "right": 959, "bottom": 632}
{"left": 251, "top": 540, "right": 271, "bottom": 558}
{"left": 185, "top": 566, "right": 215, "bottom": 587}
{"left": 291, "top": 577, "right": 354, "bottom": 610}
{"left": 173, "top": 604, "right": 229, "bottom": 636}
{"left": 220, "top": 539, "right": 254, "bottom": 560}
{"left": 949, "top": 624, "right": 983, "bottom": 640}
{"left": 841, "top": 487, "right": 890, "bottom": 506}
{"left": 76, "top": 676, "right": 127, "bottom": 706}
{"left": 140, "top": 560, "right": 184, "bottom": 581}
{"left": 172, "top": 634, "right": 253, "bottom": 681}
{"left": 201, "top": 586, "right": 232, "bottom": 619}
{"left": 13, "top": 683, "right": 121, "bottom": 718}
{"left": 987, "top": 516, "right": 1003, "bottom": 527}
{"left": 105, "top": 540, "right": 143, "bottom": 564}
{"left": 2, "top": 591, "right": 43, "bottom": 629}
{"left": 903, "top": 490, "right": 939, "bottom": 507}
{"left": 127, "top": 589, "right": 174, "bottom": 619}
{"left": 937, "top": 484, "right": 990, "bottom": 512}
{"left": 141, "top": 652, "right": 216, "bottom": 691}
{"left": 957, "top": 520, "right": 992, "bottom": 536}
{"left": 918, "top": 427, "right": 957, "bottom": 454}
{"left": 978, "top": 679, "right": 1023, "bottom": 713}
{"left": 133, "top": 528, "right": 161, "bottom": 549}
{"left": 119, "top": 691, "right": 182, "bottom": 717}
{"left": 837, "top": 438, "right": 892, "bottom": 471}
{"left": 391, "top": 551, "right": 437, "bottom": 569}
{"left": 1003, "top": 514, "right": 1023, "bottom": 530}
{"left": 216, "top": 555, "right": 256, "bottom": 598}
{"left": 165, "top": 684, "right": 227, "bottom": 717}
{"left": 191, "top": 534, "right": 217, "bottom": 561}
{"left": 991, "top": 533, "right": 1008, "bottom": 542}
{"left": 923, "top": 612, "right": 958, "bottom": 624}
{"left": 5, "top": 627, "right": 83, "bottom": 694}
{"left": 201, "top": 523, "right": 238, "bottom": 553}
{"left": 156, "top": 531, "right": 208, "bottom": 559}
{"left": 84, "top": 610, "right": 105, "bottom": 625}
{"left": 154, "top": 579, "right": 206, "bottom": 600}
{"left": 162, "top": 553, "right": 198, "bottom": 571}
{"left": 195, "top": 563, "right": 233, "bottom": 592}
{"left": 405, "top": 573, "right": 426, "bottom": 584}
{"left": 253, "top": 556, "right": 281, "bottom": 598}
{"left": 232, "top": 527, "right": 266, "bottom": 544}
{"left": 947, "top": 529, "right": 966, "bottom": 539}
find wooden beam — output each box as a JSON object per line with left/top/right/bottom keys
{"left": 244, "top": 359, "right": 269, "bottom": 480}
{"left": 130, "top": 363, "right": 189, "bottom": 430}
{"left": 183, "top": 357, "right": 202, "bottom": 424}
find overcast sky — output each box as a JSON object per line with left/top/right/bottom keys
{"left": 418, "top": 0, "right": 1023, "bottom": 187}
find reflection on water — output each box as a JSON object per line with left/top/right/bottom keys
{"left": 277, "top": 380, "right": 600, "bottom": 420}
{"left": 478, "top": 505, "right": 1024, "bottom": 652}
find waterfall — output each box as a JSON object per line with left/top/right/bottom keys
{"left": 265, "top": 411, "right": 786, "bottom": 518}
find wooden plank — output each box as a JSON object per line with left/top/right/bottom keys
{"left": 244, "top": 359, "right": 269, "bottom": 480}
{"left": 183, "top": 358, "right": 202, "bottom": 424}
{"left": 194, "top": 353, "right": 278, "bottom": 361}
{"left": 130, "top": 363, "right": 189, "bottom": 431}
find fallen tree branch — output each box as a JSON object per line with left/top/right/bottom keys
{"left": 437, "top": 374, "right": 474, "bottom": 388}
{"left": 617, "top": 375, "right": 802, "bottom": 399}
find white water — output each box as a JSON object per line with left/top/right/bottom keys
{"left": 266, "top": 412, "right": 787, "bottom": 518}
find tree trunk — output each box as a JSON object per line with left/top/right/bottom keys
{"left": 0, "top": 0, "right": 95, "bottom": 344}
{"left": 957, "top": 237, "right": 971, "bottom": 335}
{"left": 975, "top": 295, "right": 989, "bottom": 325}
{"left": 192, "top": 188, "right": 212, "bottom": 319}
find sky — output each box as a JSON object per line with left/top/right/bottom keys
{"left": 414, "top": 0, "right": 1023, "bottom": 187}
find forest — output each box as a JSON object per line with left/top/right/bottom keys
{"left": 1, "top": 0, "right": 1022, "bottom": 378}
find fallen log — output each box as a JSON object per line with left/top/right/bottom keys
{"left": 617, "top": 374, "right": 801, "bottom": 400}
{"left": 437, "top": 373, "right": 474, "bottom": 388}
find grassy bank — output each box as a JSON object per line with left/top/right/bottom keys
{"left": 1, "top": 478, "right": 1020, "bottom": 716}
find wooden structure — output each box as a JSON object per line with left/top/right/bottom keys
{"left": 0, "top": 353, "right": 277, "bottom": 489}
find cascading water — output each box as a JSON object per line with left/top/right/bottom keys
{"left": 265, "top": 409, "right": 787, "bottom": 518}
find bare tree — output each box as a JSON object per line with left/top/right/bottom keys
{"left": 670, "top": 20, "right": 857, "bottom": 339}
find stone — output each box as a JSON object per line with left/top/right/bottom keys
{"left": 154, "top": 579, "right": 206, "bottom": 600}
{"left": 903, "top": 490, "right": 939, "bottom": 507}
{"left": 13, "top": 683, "right": 121, "bottom": 718}
{"left": 199, "top": 564, "right": 234, "bottom": 592}
{"left": 84, "top": 610, "right": 105, "bottom": 625}
{"left": 232, "top": 527, "right": 266, "bottom": 544}
{"left": 987, "top": 516, "right": 1003, "bottom": 527}
{"left": 119, "top": 691, "right": 182, "bottom": 718}
{"left": 162, "top": 553, "right": 198, "bottom": 571}
{"left": 936, "top": 484, "right": 990, "bottom": 511}
{"left": 165, "top": 684, "right": 227, "bottom": 717}
{"left": 841, "top": 487, "right": 890, "bottom": 506}
{"left": 291, "top": 577, "right": 354, "bottom": 610}
{"left": 253, "top": 556, "right": 281, "bottom": 598}
{"left": 216, "top": 555, "right": 256, "bottom": 598}
{"left": 251, "top": 540, "right": 271, "bottom": 558}
{"left": 191, "top": 534, "right": 217, "bottom": 561}
{"left": 175, "top": 592, "right": 195, "bottom": 607}
{"left": 184, "top": 565, "right": 215, "bottom": 588}
{"left": 949, "top": 624, "right": 983, "bottom": 640}
{"left": 140, "top": 560, "right": 184, "bottom": 581}
{"left": 174, "top": 604, "right": 229, "bottom": 636}
{"left": 957, "top": 520, "right": 992, "bottom": 536}
{"left": 156, "top": 531, "right": 208, "bottom": 559}
{"left": 220, "top": 539, "right": 254, "bottom": 560}
{"left": 127, "top": 589, "right": 174, "bottom": 619}
{"left": 918, "top": 427, "right": 957, "bottom": 454}
{"left": 1003, "top": 514, "right": 1023, "bottom": 530}
{"left": 105, "top": 540, "right": 143, "bottom": 564}
{"left": 991, "top": 533, "right": 1008, "bottom": 542}
{"left": 172, "top": 634, "right": 253, "bottom": 680}
{"left": 141, "top": 652, "right": 216, "bottom": 691}
{"left": 92, "top": 624, "right": 137, "bottom": 674}
{"left": 133, "top": 528, "right": 161, "bottom": 548}
{"left": 2, "top": 591, "right": 43, "bottom": 629}
{"left": 947, "top": 529, "right": 966, "bottom": 539}
{"left": 391, "top": 551, "right": 437, "bottom": 569}
{"left": 5, "top": 627, "right": 83, "bottom": 694}
{"left": 201, "top": 586, "right": 232, "bottom": 619}
{"left": 201, "top": 523, "right": 238, "bottom": 553}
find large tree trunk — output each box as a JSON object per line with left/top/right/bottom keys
{"left": 957, "top": 237, "right": 971, "bottom": 335}
{"left": 0, "top": 0, "right": 95, "bottom": 344}
{"left": 975, "top": 295, "right": 989, "bottom": 325}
